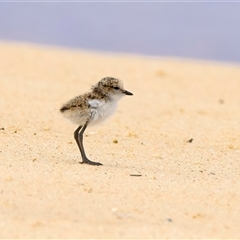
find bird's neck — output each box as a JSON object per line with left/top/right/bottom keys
{"left": 92, "top": 87, "right": 109, "bottom": 99}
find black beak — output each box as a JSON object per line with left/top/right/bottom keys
{"left": 123, "top": 90, "right": 133, "bottom": 96}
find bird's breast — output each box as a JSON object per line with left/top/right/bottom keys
{"left": 88, "top": 99, "right": 118, "bottom": 125}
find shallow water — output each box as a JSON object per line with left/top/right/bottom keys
{"left": 0, "top": 2, "right": 240, "bottom": 63}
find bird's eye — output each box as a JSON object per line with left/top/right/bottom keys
{"left": 113, "top": 87, "right": 119, "bottom": 90}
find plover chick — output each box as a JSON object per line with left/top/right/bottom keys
{"left": 60, "top": 77, "right": 133, "bottom": 166}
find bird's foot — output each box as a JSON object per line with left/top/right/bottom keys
{"left": 80, "top": 158, "right": 102, "bottom": 166}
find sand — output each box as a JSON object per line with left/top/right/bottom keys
{"left": 0, "top": 42, "right": 240, "bottom": 239}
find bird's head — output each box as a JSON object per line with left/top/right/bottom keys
{"left": 94, "top": 77, "right": 133, "bottom": 100}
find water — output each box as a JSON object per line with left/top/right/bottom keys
{"left": 0, "top": 2, "right": 240, "bottom": 63}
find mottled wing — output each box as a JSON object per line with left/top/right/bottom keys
{"left": 60, "top": 95, "right": 90, "bottom": 125}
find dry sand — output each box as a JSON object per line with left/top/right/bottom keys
{"left": 0, "top": 42, "right": 240, "bottom": 239}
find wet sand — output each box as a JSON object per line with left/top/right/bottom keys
{"left": 0, "top": 42, "right": 240, "bottom": 238}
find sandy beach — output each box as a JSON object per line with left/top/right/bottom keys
{"left": 0, "top": 42, "right": 240, "bottom": 238}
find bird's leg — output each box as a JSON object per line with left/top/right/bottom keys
{"left": 74, "top": 122, "right": 102, "bottom": 166}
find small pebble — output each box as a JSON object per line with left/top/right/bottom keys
{"left": 219, "top": 99, "right": 224, "bottom": 104}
